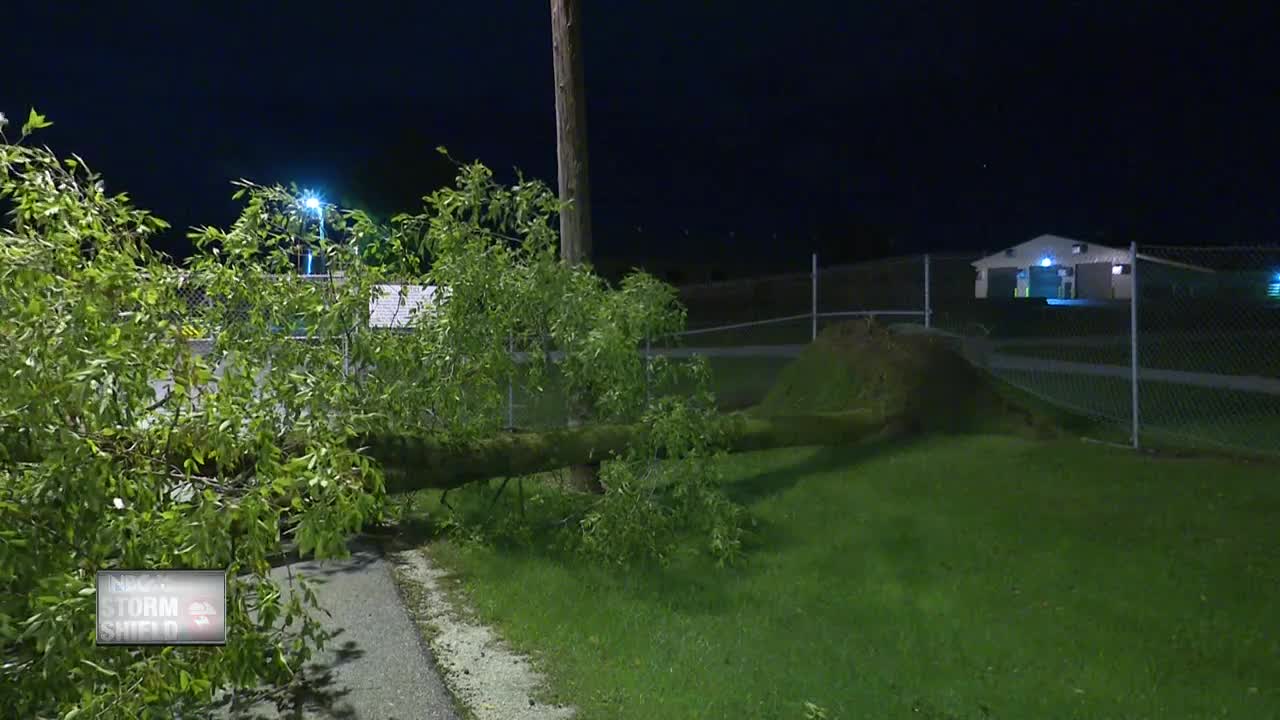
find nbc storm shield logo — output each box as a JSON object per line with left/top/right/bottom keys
{"left": 97, "top": 570, "right": 226, "bottom": 645}
{"left": 187, "top": 599, "right": 219, "bottom": 633}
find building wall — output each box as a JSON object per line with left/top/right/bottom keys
{"left": 973, "top": 235, "right": 1134, "bottom": 299}
{"left": 1112, "top": 273, "right": 1134, "bottom": 300}
{"left": 973, "top": 266, "right": 1018, "bottom": 298}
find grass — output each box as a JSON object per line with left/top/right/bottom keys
{"left": 416, "top": 436, "right": 1280, "bottom": 719}
{"left": 400, "top": 319, "right": 1278, "bottom": 717}
{"left": 930, "top": 299, "right": 1280, "bottom": 341}
{"left": 994, "top": 370, "right": 1280, "bottom": 458}
{"left": 1000, "top": 335, "right": 1280, "bottom": 378}
{"left": 749, "top": 321, "right": 1055, "bottom": 438}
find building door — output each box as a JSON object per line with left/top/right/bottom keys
{"left": 1075, "top": 262, "right": 1113, "bottom": 300}
{"left": 987, "top": 267, "right": 1018, "bottom": 298}
{"left": 1028, "top": 266, "right": 1061, "bottom": 298}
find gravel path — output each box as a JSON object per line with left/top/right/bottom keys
{"left": 388, "top": 547, "right": 576, "bottom": 720}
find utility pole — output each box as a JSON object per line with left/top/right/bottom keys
{"left": 551, "top": 0, "right": 603, "bottom": 493}
{"left": 552, "top": 0, "right": 592, "bottom": 265}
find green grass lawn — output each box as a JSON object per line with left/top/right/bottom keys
{"left": 993, "top": 370, "right": 1280, "bottom": 457}
{"left": 414, "top": 435, "right": 1280, "bottom": 719}
{"left": 1000, "top": 335, "right": 1280, "bottom": 378}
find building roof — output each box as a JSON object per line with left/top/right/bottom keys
{"left": 972, "top": 234, "right": 1218, "bottom": 273}
{"left": 970, "top": 234, "right": 1124, "bottom": 266}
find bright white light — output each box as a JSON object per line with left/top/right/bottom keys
{"left": 1112, "top": 265, "right": 1124, "bottom": 275}
{"left": 303, "top": 196, "right": 321, "bottom": 211}
{"left": 1039, "top": 257, "right": 1053, "bottom": 267}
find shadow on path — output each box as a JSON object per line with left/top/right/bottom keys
{"left": 213, "top": 540, "right": 458, "bottom": 720}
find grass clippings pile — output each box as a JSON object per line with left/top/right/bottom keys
{"left": 754, "top": 319, "right": 1057, "bottom": 436}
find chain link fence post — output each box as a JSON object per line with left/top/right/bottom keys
{"left": 1129, "top": 241, "right": 1141, "bottom": 449}
{"left": 811, "top": 253, "right": 818, "bottom": 342}
{"left": 924, "top": 252, "right": 932, "bottom": 329}
{"left": 507, "top": 332, "right": 515, "bottom": 431}
{"left": 644, "top": 334, "right": 651, "bottom": 406}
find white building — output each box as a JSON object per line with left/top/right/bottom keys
{"left": 368, "top": 283, "right": 442, "bottom": 327}
{"left": 973, "top": 235, "right": 1138, "bottom": 300}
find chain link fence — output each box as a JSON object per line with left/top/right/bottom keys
{"left": 961, "top": 246, "right": 1280, "bottom": 456}
{"left": 1132, "top": 246, "right": 1280, "bottom": 453}
{"left": 163, "top": 273, "right": 352, "bottom": 403}
{"left": 669, "top": 247, "right": 1280, "bottom": 458}
{"left": 168, "top": 250, "right": 1280, "bottom": 457}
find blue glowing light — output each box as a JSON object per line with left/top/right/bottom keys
{"left": 1039, "top": 257, "right": 1053, "bottom": 267}
{"left": 299, "top": 195, "right": 324, "bottom": 275}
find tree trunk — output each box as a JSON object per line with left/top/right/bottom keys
{"left": 362, "top": 411, "right": 915, "bottom": 494}
{"left": 550, "top": 0, "right": 602, "bottom": 493}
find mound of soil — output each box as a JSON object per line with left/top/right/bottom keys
{"left": 755, "top": 319, "right": 1054, "bottom": 436}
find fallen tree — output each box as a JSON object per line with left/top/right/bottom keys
{"left": 361, "top": 409, "right": 916, "bottom": 493}
{"left": 0, "top": 119, "right": 932, "bottom": 718}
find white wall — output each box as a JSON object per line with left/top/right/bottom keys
{"left": 972, "top": 235, "right": 1135, "bottom": 299}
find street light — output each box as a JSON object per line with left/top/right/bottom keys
{"left": 301, "top": 194, "right": 323, "bottom": 275}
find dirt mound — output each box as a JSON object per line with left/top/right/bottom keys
{"left": 756, "top": 319, "right": 1052, "bottom": 435}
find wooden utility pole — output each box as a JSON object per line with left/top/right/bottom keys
{"left": 550, "top": 0, "right": 603, "bottom": 493}
{"left": 551, "top": 0, "right": 592, "bottom": 263}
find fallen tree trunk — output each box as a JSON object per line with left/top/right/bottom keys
{"left": 40, "top": 410, "right": 912, "bottom": 503}
{"left": 358, "top": 410, "right": 916, "bottom": 494}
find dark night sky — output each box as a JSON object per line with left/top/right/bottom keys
{"left": 5, "top": 2, "right": 1279, "bottom": 267}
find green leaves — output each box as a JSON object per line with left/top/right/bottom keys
{"left": 1, "top": 121, "right": 733, "bottom": 716}
{"left": 1, "top": 123, "right": 361, "bottom": 718}
{"left": 21, "top": 108, "right": 53, "bottom": 137}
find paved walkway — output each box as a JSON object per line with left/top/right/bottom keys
{"left": 214, "top": 540, "right": 459, "bottom": 720}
